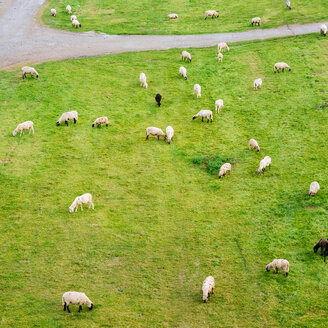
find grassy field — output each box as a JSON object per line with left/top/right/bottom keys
{"left": 1, "top": 33, "right": 328, "bottom": 327}
{"left": 41, "top": 0, "right": 328, "bottom": 35}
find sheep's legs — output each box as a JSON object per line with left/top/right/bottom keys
{"left": 212, "top": 288, "right": 214, "bottom": 294}
{"left": 202, "top": 117, "right": 204, "bottom": 122}
{"left": 157, "top": 136, "right": 160, "bottom": 141}
{"left": 146, "top": 135, "right": 149, "bottom": 140}
{"left": 80, "top": 204, "right": 83, "bottom": 211}
{"left": 64, "top": 303, "right": 67, "bottom": 311}
{"left": 74, "top": 119, "right": 77, "bottom": 124}
{"left": 67, "top": 305, "right": 71, "bottom": 313}
{"left": 78, "top": 305, "right": 82, "bottom": 312}
{"left": 65, "top": 121, "right": 68, "bottom": 126}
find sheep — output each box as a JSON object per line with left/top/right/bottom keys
{"left": 155, "top": 94, "right": 162, "bottom": 107}
{"left": 215, "top": 99, "right": 224, "bottom": 113}
{"left": 70, "top": 15, "right": 77, "bottom": 22}
{"left": 254, "top": 78, "right": 262, "bottom": 90}
{"left": 66, "top": 5, "right": 72, "bottom": 15}
{"left": 314, "top": 238, "right": 328, "bottom": 262}
{"left": 320, "top": 24, "right": 327, "bottom": 36}
{"left": 179, "top": 66, "right": 187, "bottom": 80}
{"left": 92, "top": 116, "right": 109, "bottom": 127}
{"left": 218, "top": 42, "right": 230, "bottom": 52}
{"left": 72, "top": 19, "right": 81, "bottom": 28}
{"left": 286, "top": 0, "right": 292, "bottom": 10}
{"left": 251, "top": 17, "right": 261, "bottom": 26}
{"left": 146, "top": 127, "right": 167, "bottom": 141}
{"left": 205, "top": 10, "right": 219, "bottom": 20}
{"left": 193, "top": 84, "right": 201, "bottom": 98}
{"left": 202, "top": 276, "right": 215, "bottom": 303}
{"left": 218, "top": 52, "right": 223, "bottom": 62}
{"left": 51, "top": 8, "right": 56, "bottom": 16}
{"left": 167, "top": 13, "right": 178, "bottom": 19}
{"left": 309, "top": 181, "right": 320, "bottom": 196}
{"left": 12, "top": 121, "right": 34, "bottom": 137}
{"left": 257, "top": 156, "right": 271, "bottom": 175}
{"left": 218, "top": 163, "right": 231, "bottom": 178}
{"left": 274, "top": 62, "right": 291, "bottom": 73}
{"left": 140, "top": 73, "right": 148, "bottom": 88}
{"left": 62, "top": 292, "right": 93, "bottom": 313}
{"left": 266, "top": 259, "right": 289, "bottom": 276}
{"left": 249, "top": 138, "right": 260, "bottom": 151}
{"left": 69, "top": 193, "right": 94, "bottom": 213}
{"left": 192, "top": 110, "right": 213, "bottom": 123}
{"left": 181, "top": 51, "right": 192, "bottom": 62}
{"left": 56, "top": 111, "right": 78, "bottom": 126}
{"left": 166, "top": 126, "right": 174, "bottom": 144}
{"left": 22, "top": 66, "right": 39, "bottom": 79}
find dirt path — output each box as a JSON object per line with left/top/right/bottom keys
{"left": 0, "top": 0, "right": 327, "bottom": 69}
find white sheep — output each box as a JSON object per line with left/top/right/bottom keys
{"left": 70, "top": 15, "right": 77, "bottom": 22}
{"left": 257, "top": 156, "right": 271, "bottom": 175}
{"left": 192, "top": 110, "right": 213, "bottom": 123}
{"left": 266, "top": 259, "right": 289, "bottom": 276}
{"left": 69, "top": 193, "right": 94, "bottom": 213}
{"left": 22, "top": 66, "right": 39, "bottom": 79}
{"left": 12, "top": 121, "right": 34, "bottom": 136}
{"left": 66, "top": 5, "right": 72, "bottom": 15}
{"left": 62, "top": 292, "right": 93, "bottom": 313}
{"left": 286, "top": 0, "right": 292, "bottom": 10}
{"left": 51, "top": 8, "right": 56, "bottom": 16}
{"left": 179, "top": 66, "right": 187, "bottom": 80}
{"left": 320, "top": 24, "right": 327, "bottom": 36}
{"left": 139, "top": 73, "right": 148, "bottom": 88}
{"left": 274, "top": 62, "right": 291, "bottom": 73}
{"left": 251, "top": 17, "right": 261, "bottom": 26}
{"left": 218, "top": 163, "right": 231, "bottom": 178}
{"left": 167, "top": 13, "right": 179, "bottom": 19}
{"left": 309, "top": 181, "right": 320, "bottom": 196}
{"left": 205, "top": 10, "right": 219, "bottom": 20}
{"left": 56, "top": 111, "right": 78, "bottom": 126}
{"left": 254, "top": 78, "right": 262, "bottom": 90}
{"left": 72, "top": 19, "right": 81, "bottom": 28}
{"left": 92, "top": 116, "right": 109, "bottom": 127}
{"left": 218, "top": 52, "right": 223, "bottom": 62}
{"left": 181, "top": 51, "right": 192, "bottom": 62}
{"left": 146, "top": 127, "right": 167, "bottom": 141}
{"left": 193, "top": 84, "right": 201, "bottom": 98}
{"left": 249, "top": 138, "right": 260, "bottom": 151}
{"left": 166, "top": 126, "right": 174, "bottom": 144}
{"left": 202, "top": 276, "right": 215, "bottom": 303}
{"left": 218, "top": 42, "right": 230, "bottom": 52}
{"left": 215, "top": 99, "right": 224, "bottom": 113}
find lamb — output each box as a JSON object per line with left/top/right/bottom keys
{"left": 179, "top": 66, "right": 187, "bottom": 80}
{"left": 215, "top": 99, "right": 224, "bottom": 113}
{"left": 181, "top": 51, "right": 192, "bottom": 62}
{"left": 193, "top": 84, "right": 201, "bottom": 98}
{"left": 217, "top": 42, "right": 230, "bottom": 52}
{"left": 286, "top": 0, "right": 292, "bottom": 10}
{"left": 266, "top": 259, "right": 289, "bottom": 276}
{"left": 62, "top": 292, "right": 93, "bottom": 313}
{"left": 66, "top": 5, "right": 72, "bottom": 15}
{"left": 22, "top": 66, "right": 39, "bottom": 79}
{"left": 308, "top": 181, "right": 320, "bottom": 196}
{"left": 140, "top": 73, "right": 148, "bottom": 88}
{"left": 249, "top": 138, "right": 260, "bottom": 151}
{"left": 218, "top": 163, "right": 231, "bottom": 178}
{"left": 166, "top": 126, "right": 174, "bottom": 144}
{"left": 274, "top": 62, "right": 291, "bottom": 73}
{"left": 167, "top": 13, "right": 179, "bottom": 19}
{"left": 155, "top": 94, "right": 162, "bottom": 107}
{"left": 192, "top": 110, "right": 213, "bottom": 123}
{"left": 218, "top": 52, "right": 223, "bottom": 62}
{"left": 202, "top": 276, "right": 215, "bottom": 303}
{"left": 320, "top": 24, "right": 327, "bottom": 36}
{"left": 254, "top": 78, "right": 262, "bottom": 90}
{"left": 72, "top": 19, "right": 81, "bottom": 28}
{"left": 205, "top": 10, "right": 219, "bottom": 20}
{"left": 251, "top": 17, "right": 261, "bottom": 26}
{"left": 51, "top": 8, "right": 56, "bottom": 16}
{"left": 313, "top": 238, "right": 328, "bottom": 262}
{"left": 257, "top": 156, "right": 271, "bottom": 175}
{"left": 56, "top": 111, "right": 78, "bottom": 126}
{"left": 12, "top": 121, "right": 34, "bottom": 136}
{"left": 92, "top": 116, "right": 109, "bottom": 127}
{"left": 70, "top": 15, "right": 77, "bottom": 21}
{"left": 69, "top": 193, "right": 94, "bottom": 213}
{"left": 146, "top": 127, "right": 167, "bottom": 141}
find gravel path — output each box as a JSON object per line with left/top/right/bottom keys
{"left": 0, "top": 0, "right": 327, "bottom": 69}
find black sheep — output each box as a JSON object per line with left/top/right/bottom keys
{"left": 314, "top": 238, "right": 328, "bottom": 262}
{"left": 155, "top": 94, "right": 162, "bottom": 107}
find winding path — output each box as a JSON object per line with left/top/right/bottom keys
{"left": 0, "top": 0, "right": 327, "bottom": 69}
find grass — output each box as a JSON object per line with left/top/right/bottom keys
{"left": 41, "top": 0, "right": 328, "bottom": 35}
{"left": 1, "top": 33, "right": 328, "bottom": 327}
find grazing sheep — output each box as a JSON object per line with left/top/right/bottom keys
{"left": 202, "top": 276, "right": 215, "bottom": 303}
{"left": 140, "top": 73, "right": 148, "bottom": 88}
{"left": 257, "top": 156, "right": 271, "bottom": 175}
{"left": 70, "top": 15, "right": 77, "bottom": 21}
{"left": 320, "top": 24, "right": 327, "bottom": 36}
{"left": 218, "top": 52, "right": 223, "bottom": 62}
{"left": 249, "top": 138, "right": 260, "bottom": 151}
{"left": 51, "top": 8, "right": 56, "bottom": 16}
{"left": 266, "top": 259, "right": 289, "bottom": 276}
{"left": 251, "top": 17, "right": 261, "bottom": 26}
{"left": 192, "top": 110, "right": 213, "bottom": 123}
{"left": 179, "top": 66, "right": 187, "bottom": 80}
{"left": 12, "top": 121, "right": 34, "bottom": 137}
{"left": 167, "top": 13, "right": 179, "bottom": 19}
{"left": 72, "top": 19, "right": 81, "bottom": 28}
{"left": 22, "top": 66, "right": 39, "bottom": 79}
{"left": 181, "top": 51, "right": 192, "bottom": 62}
{"left": 205, "top": 10, "right": 219, "bottom": 20}
{"left": 254, "top": 78, "right": 262, "bottom": 90}
{"left": 218, "top": 163, "right": 231, "bottom": 178}
{"left": 314, "top": 238, "right": 328, "bottom": 262}
{"left": 193, "top": 84, "right": 201, "bottom": 98}
{"left": 309, "top": 181, "right": 320, "bottom": 196}
{"left": 274, "top": 62, "right": 291, "bottom": 73}
{"left": 286, "top": 0, "right": 292, "bottom": 9}
{"left": 155, "top": 94, "right": 162, "bottom": 107}
{"left": 92, "top": 116, "right": 109, "bottom": 127}
{"left": 66, "top": 5, "right": 72, "bottom": 15}
{"left": 146, "top": 127, "right": 167, "bottom": 141}
{"left": 215, "top": 99, "right": 224, "bottom": 113}
{"left": 69, "top": 193, "right": 94, "bottom": 213}
{"left": 218, "top": 42, "right": 230, "bottom": 52}
{"left": 166, "top": 126, "right": 174, "bottom": 144}
{"left": 62, "top": 292, "right": 93, "bottom": 313}
{"left": 56, "top": 111, "right": 78, "bottom": 126}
